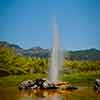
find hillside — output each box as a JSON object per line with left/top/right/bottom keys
{"left": 0, "top": 41, "right": 49, "bottom": 58}
{"left": 64, "top": 48, "right": 100, "bottom": 61}
{"left": 0, "top": 41, "right": 100, "bottom": 61}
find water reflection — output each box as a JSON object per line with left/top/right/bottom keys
{"left": 47, "top": 95, "right": 62, "bottom": 100}
{"left": 0, "top": 87, "right": 100, "bottom": 100}
{"left": 18, "top": 89, "right": 65, "bottom": 100}
{"left": 18, "top": 89, "right": 71, "bottom": 100}
{"left": 17, "top": 87, "right": 100, "bottom": 100}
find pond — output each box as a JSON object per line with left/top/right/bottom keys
{"left": 0, "top": 86, "right": 100, "bottom": 100}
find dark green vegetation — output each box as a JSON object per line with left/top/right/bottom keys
{"left": 0, "top": 41, "right": 100, "bottom": 87}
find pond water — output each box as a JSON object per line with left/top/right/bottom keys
{"left": 0, "top": 87, "right": 100, "bottom": 100}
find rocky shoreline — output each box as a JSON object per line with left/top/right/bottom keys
{"left": 18, "top": 78, "right": 78, "bottom": 90}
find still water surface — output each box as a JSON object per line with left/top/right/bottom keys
{"left": 0, "top": 87, "right": 100, "bottom": 100}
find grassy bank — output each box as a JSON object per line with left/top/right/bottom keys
{"left": 0, "top": 73, "right": 46, "bottom": 87}
{"left": 0, "top": 71, "right": 100, "bottom": 87}
{"left": 61, "top": 71, "right": 100, "bottom": 86}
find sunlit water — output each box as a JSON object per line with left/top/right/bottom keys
{"left": 0, "top": 87, "right": 100, "bottom": 100}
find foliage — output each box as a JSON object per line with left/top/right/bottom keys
{"left": 0, "top": 46, "right": 100, "bottom": 76}
{"left": 0, "top": 46, "right": 100, "bottom": 87}
{"left": 61, "top": 71, "right": 100, "bottom": 85}
{"left": 0, "top": 47, "right": 48, "bottom": 76}
{"left": 64, "top": 60, "right": 100, "bottom": 72}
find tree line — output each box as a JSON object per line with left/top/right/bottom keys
{"left": 0, "top": 47, "right": 100, "bottom": 77}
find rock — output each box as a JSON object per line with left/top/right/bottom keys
{"left": 47, "top": 82, "right": 59, "bottom": 89}
{"left": 18, "top": 78, "right": 48, "bottom": 90}
{"left": 18, "top": 78, "right": 78, "bottom": 91}
{"left": 94, "top": 79, "right": 100, "bottom": 91}
{"left": 66, "top": 85, "right": 78, "bottom": 90}
{"left": 32, "top": 78, "right": 47, "bottom": 89}
{"left": 18, "top": 80, "right": 34, "bottom": 90}
{"left": 96, "top": 79, "right": 100, "bottom": 86}
{"left": 47, "top": 85, "right": 58, "bottom": 89}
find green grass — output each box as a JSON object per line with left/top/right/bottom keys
{"left": 61, "top": 71, "right": 100, "bottom": 86}
{"left": 0, "top": 71, "right": 100, "bottom": 87}
{"left": 0, "top": 73, "right": 46, "bottom": 87}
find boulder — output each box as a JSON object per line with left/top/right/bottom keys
{"left": 18, "top": 78, "right": 78, "bottom": 91}
{"left": 18, "top": 80, "right": 34, "bottom": 90}
{"left": 66, "top": 85, "right": 78, "bottom": 90}
{"left": 94, "top": 79, "right": 100, "bottom": 91}
{"left": 31, "top": 78, "right": 47, "bottom": 89}
{"left": 47, "top": 82, "right": 59, "bottom": 89}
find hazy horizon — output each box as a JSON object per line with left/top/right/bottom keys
{"left": 0, "top": 40, "right": 100, "bottom": 51}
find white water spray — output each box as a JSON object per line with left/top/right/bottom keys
{"left": 48, "top": 17, "right": 63, "bottom": 82}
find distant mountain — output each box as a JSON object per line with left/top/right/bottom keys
{"left": 0, "top": 41, "right": 22, "bottom": 49}
{"left": 0, "top": 41, "right": 49, "bottom": 58}
{"left": 64, "top": 48, "right": 100, "bottom": 61}
{"left": 0, "top": 41, "right": 100, "bottom": 60}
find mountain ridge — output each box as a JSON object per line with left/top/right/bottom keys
{"left": 0, "top": 41, "right": 100, "bottom": 60}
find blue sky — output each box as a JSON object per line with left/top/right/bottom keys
{"left": 0, "top": 0, "right": 100, "bottom": 50}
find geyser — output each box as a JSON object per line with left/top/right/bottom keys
{"left": 48, "top": 17, "right": 63, "bottom": 82}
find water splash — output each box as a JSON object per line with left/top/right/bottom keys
{"left": 48, "top": 17, "right": 63, "bottom": 82}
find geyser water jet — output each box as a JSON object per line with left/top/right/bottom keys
{"left": 48, "top": 17, "right": 63, "bottom": 82}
